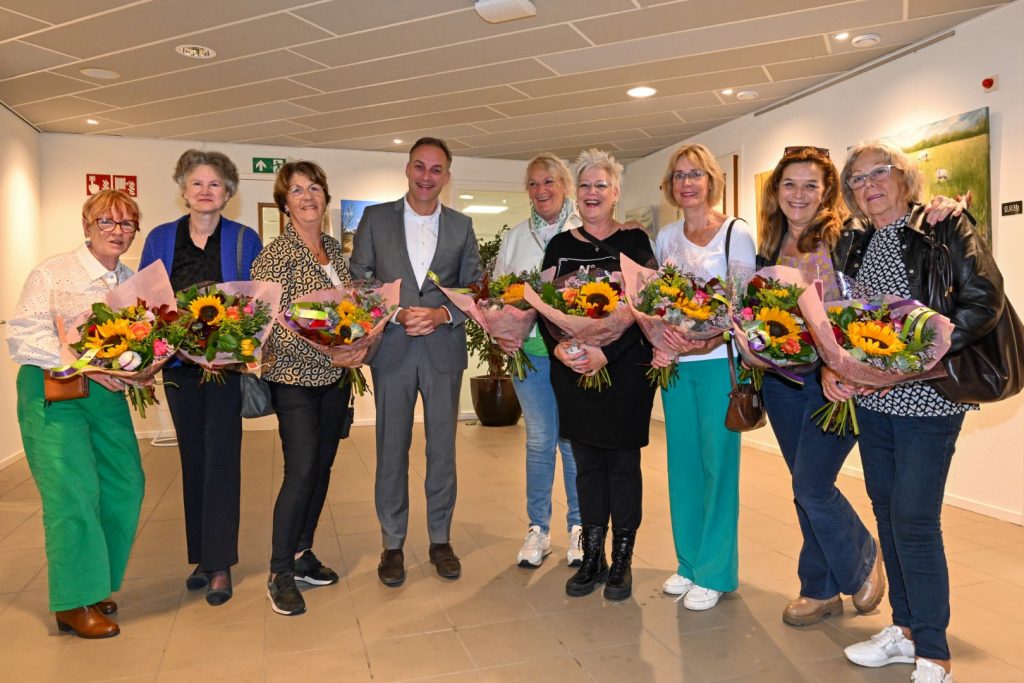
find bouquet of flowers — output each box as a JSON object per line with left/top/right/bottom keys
{"left": 52, "top": 262, "right": 187, "bottom": 417}
{"left": 521, "top": 266, "right": 634, "bottom": 391}
{"left": 731, "top": 266, "right": 818, "bottom": 389}
{"left": 279, "top": 280, "right": 400, "bottom": 395}
{"left": 799, "top": 285, "right": 953, "bottom": 435}
{"left": 176, "top": 280, "right": 281, "bottom": 380}
{"left": 432, "top": 270, "right": 540, "bottom": 381}
{"left": 621, "top": 255, "right": 730, "bottom": 388}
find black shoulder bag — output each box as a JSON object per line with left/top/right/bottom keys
{"left": 922, "top": 226, "right": 1024, "bottom": 403}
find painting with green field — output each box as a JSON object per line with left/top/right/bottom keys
{"left": 884, "top": 107, "right": 991, "bottom": 244}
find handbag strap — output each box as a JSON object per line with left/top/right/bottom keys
{"left": 725, "top": 332, "right": 740, "bottom": 391}
{"left": 236, "top": 226, "right": 245, "bottom": 279}
{"left": 577, "top": 227, "right": 621, "bottom": 260}
{"left": 723, "top": 217, "right": 736, "bottom": 278}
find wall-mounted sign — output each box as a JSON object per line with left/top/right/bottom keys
{"left": 252, "top": 157, "right": 285, "bottom": 174}
{"left": 87, "top": 173, "right": 138, "bottom": 196}
{"left": 1002, "top": 201, "right": 1022, "bottom": 216}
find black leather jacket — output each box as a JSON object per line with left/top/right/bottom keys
{"left": 758, "top": 204, "right": 1004, "bottom": 354}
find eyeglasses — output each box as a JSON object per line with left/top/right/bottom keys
{"left": 846, "top": 164, "right": 896, "bottom": 190}
{"left": 93, "top": 218, "right": 139, "bottom": 233}
{"left": 578, "top": 181, "right": 612, "bottom": 192}
{"left": 784, "top": 146, "right": 830, "bottom": 158}
{"left": 671, "top": 169, "right": 706, "bottom": 183}
{"left": 288, "top": 184, "right": 324, "bottom": 198}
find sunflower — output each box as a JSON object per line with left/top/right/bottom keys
{"left": 578, "top": 282, "right": 619, "bottom": 315}
{"left": 84, "top": 318, "right": 132, "bottom": 359}
{"left": 847, "top": 321, "right": 906, "bottom": 356}
{"left": 502, "top": 283, "right": 525, "bottom": 304}
{"left": 189, "top": 295, "right": 226, "bottom": 326}
{"left": 659, "top": 284, "right": 681, "bottom": 298}
{"left": 675, "top": 296, "right": 712, "bottom": 320}
{"left": 756, "top": 307, "right": 801, "bottom": 345}
{"left": 336, "top": 300, "right": 358, "bottom": 317}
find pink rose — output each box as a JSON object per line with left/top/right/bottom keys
{"left": 153, "top": 338, "right": 169, "bottom": 357}
{"left": 243, "top": 304, "right": 254, "bottom": 314}
{"left": 693, "top": 290, "right": 708, "bottom": 304}
{"left": 741, "top": 307, "right": 754, "bottom": 321}
{"left": 371, "top": 307, "right": 383, "bottom": 318}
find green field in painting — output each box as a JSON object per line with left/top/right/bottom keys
{"left": 912, "top": 134, "right": 990, "bottom": 243}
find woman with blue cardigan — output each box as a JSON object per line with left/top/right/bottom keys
{"left": 139, "top": 149, "right": 261, "bottom": 606}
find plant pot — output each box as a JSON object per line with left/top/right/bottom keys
{"left": 469, "top": 375, "right": 522, "bottom": 426}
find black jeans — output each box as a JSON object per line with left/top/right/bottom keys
{"left": 571, "top": 442, "right": 642, "bottom": 530}
{"left": 269, "top": 380, "right": 351, "bottom": 574}
{"left": 163, "top": 365, "right": 242, "bottom": 571}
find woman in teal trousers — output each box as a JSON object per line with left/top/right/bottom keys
{"left": 651, "top": 144, "right": 756, "bottom": 611}
{"left": 7, "top": 190, "right": 145, "bottom": 639}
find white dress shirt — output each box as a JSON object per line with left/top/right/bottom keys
{"left": 403, "top": 197, "right": 441, "bottom": 287}
{"left": 8, "top": 242, "right": 134, "bottom": 369}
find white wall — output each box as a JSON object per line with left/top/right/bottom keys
{"left": 621, "top": 1, "right": 1024, "bottom": 523}
{"left": 0, "top": 108, "right": 42, "bottom": 467}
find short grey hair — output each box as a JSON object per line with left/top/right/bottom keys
{"left": 524, "top": 152, "right": 575, "bottom": 195}
{"left": 574, "top": 148, "right": 623, "bottom": 189}
{"left": 173, "top": 149, "right": 240, "bottom": 198}
{"left": 840, "top": 140, "right": 923, "bottom": 219}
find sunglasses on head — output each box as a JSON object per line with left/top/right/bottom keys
{"left": 784, "top": 146, "right": 830, "bottom": 158}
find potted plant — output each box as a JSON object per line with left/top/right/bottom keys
{"left": 466, "top": 227, "right": 522, "bottom": 426}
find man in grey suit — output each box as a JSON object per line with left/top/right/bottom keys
{"left": 350, "top": 138, "right": 481, "bottom": 585}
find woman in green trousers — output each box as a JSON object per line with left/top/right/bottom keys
{"left": 8, "top": 189, "right": 145, "bottom": 638}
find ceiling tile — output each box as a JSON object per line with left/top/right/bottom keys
{"left": 640, "top": 120, "right": 732, "bottom": 138}
{"left": 0, "top": 41, "right": 74, "bottom": 81}
{"left": 765, "top": 46, "right": 891, "bottom": 81}
{"left": 306, "top": 124, "right": 483, "bottom": 151}
{"left": 52, "top": 14, "right": 335, "bottom": 86}
{"left": 460, "top": 129, "right": 646, "bottom": 158}
{"left": 614, "top": 131, "right": 714, "bottom": 151}
{"left": 169, "top": 119, "right": 314, "bottom": 143}
{"left": 13, "top": 95, "right": 110, "bottom": 123}
{"left": 457, "top": 112, "right": 682, "bottom": 148}
{"left": 290, "top": 86, "right": 524, "bottom": 130}
{"left": 291, "top": 0, "right": 468, "bottom": 36}
{"left": 113, "top": 101, "right": 317, "bottom": 139}
{"left": 0, "top": 71, "right": 90, "bottom": 106}
{"left": 829, "top": 8, "right": 990, "bottom": 54}
{"left": 81, "top": 51, "right": 323, "bottom": 108}
{"left": 909, "top": 0, "right": 1010, "bottom": 19}
{"left": 290, "top": 25, "right": 585, "bottom": 93}
{"left": 103, "top": 79, "right": 320, "bottom": 126}
{"left": 235, "top": 135, "right": 313, "bottom": 147}
{"left": 292, "top": 60, "right": 552, "bottom": 109}
{"left": 294, "top": 0, "right": 632, "bottom": 68}
{"left": 0, "top": 8, "right": 48, "bottom": 41}
{"left": 19, "top": 0, "right": 304, "bottom": 59}
{"left": 299, "top": 107, "right": 506, "bottom": 145}
{"left": 0, "top": 0, "right": 132, "bottom": 24}
{"left": 38, "top": 115, "right": 123, "bottom": 134}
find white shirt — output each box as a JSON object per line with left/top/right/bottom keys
{"left": 493, "top": 213, "right": 582, "bottom": 276}
{"left": 654, "top": 216, "right": 756, "bottom": 363}
{"left": 403, "top": 197, "right": 441, "bottom": 287}
{"left": 8, "top": 242, "right": 134, "bottom": 368}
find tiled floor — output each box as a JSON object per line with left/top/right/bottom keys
{"left": 1, "top": 420, "right": 1022, "bottom": 682}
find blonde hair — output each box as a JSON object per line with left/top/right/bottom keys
{"left": 660, "top": 143, "right": 725, "bottom": 209}
{"left": 524, "top": 153, "right": 574, "bottom": 195}
{"left": 840, "top": 140, "right": 923, "bottom": 220}
{"left": 575, "top": 148, "right": 623, "bottom": 189}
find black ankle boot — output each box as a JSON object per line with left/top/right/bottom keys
{"left": 603, "top": 528, "right": 636, "bottom": 601}
{"left": 566, "top": 525, "right": 608, "bottom": 597}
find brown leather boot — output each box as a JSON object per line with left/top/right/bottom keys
{"left": 55, "top": 606, "right": 120, "bottom": 638}
{"left": 853, "top": 538, "right": 886, "bottom": 614}
{"left": 782, "top": 595, "right": 843, "bottom": 626}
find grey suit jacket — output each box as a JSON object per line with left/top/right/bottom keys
{"left": 349, "top": 197, "right": 482, "bottom": 373}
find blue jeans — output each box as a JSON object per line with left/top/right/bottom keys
{"left": 762, "top": 374, "right": 875, "bottom": 598}
{"left": 512, "top": 353, "right": 580, "bottom": 533}
{"left": 857, "top": 407, "right": 965, "bottom": 662}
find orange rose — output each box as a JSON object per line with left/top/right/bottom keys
{"left": 128, "top": 321, "right": 152, "bottom": 340}
{"left": 225, "top": 307, "right": 240, "bottom": 320}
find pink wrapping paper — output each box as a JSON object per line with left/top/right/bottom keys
{"left": 177, "top": 279, "right": 283, "bottom": 369}
{"left": 730, "top": 265, "right": 817, "bottom": 373}
{"left": 521, "top": 268, "right": 635, "bottom": 346}
{"left": 436, "top": 284, "right": 538, "bottom": 344}
{"left": 620, "top": 254, "right": 729, "bottom": 354}
{"left": 277, "top": 280, "right": 401, "bottom": 358}
{"left": 798, "top": 286, "right": 951, "bottom": 387}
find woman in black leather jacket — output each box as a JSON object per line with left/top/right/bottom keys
{"left": 831, "top": 141, "right": 1003, "bottom": 683}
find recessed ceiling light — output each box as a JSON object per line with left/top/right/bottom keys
{"left": 85, "top": 118, "right": 99, "bottom": 125}
{"left": 79, "top": 67, "right": 120, "bottom": 80}
{"left": 735, "top": 90, "right": 760, "bottom": 101}
{"left": 721, "top": 88, "right": 734, "bottom": 96}
{"left": 464, "top": 205, "right": 508, "bottom": 214}
{"left": 393, "top": 138, "right": 403, "bottom": 144}
{"left": 626, "top": 86, "right": 657, "bottom": 98}
{"left": 175, "top": 44, "right": 217, "bottom": 59}
{"left": 851, "top": 33, "right": 881, "bottom": 48}
{"left": 833, "top": 32, "right": 850, "bottom": 41}
{"left": 459, "top": 194, "right": 475, "bottom": 200}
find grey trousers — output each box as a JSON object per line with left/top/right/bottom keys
{"left": 371, "top": 341, "right": 462, "bottom": 549}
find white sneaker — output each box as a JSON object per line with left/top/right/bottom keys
{"left": 566, "top": 525, "right": 583, "bottom": 567}
{"left": 516, "top": 526, "right": 551, "bottom": 567}
{"left": 912, "top": 659, "right": 953, "bottom": 683}
{"left": 662, "top": 573, "right": 695, "bottom": 596}
{"left": 844, "top": 625, "right": 916, "bottom": 667}
{"left": 683, "top": 586, "right": 722, "bottom": 611}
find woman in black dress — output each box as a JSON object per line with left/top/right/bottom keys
{"left": 540, "top": 148, "right": 657, "bottom": 601}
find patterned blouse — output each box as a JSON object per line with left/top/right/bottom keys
{"left": 853, "top": 213, "right": 973, "bottom": 417}
{"left": 251, "top": 224, "right": 351, "bottom": 387}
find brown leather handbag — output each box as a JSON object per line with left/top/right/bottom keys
{"left": 724, "top": 337, "right": 766, "bottom": 432}
{"left": 43, "top": 373, "right": 90, "bottom": 403}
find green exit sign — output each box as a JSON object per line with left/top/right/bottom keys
{"left": 252, "top": 157, "right": 285, "bottom": 174}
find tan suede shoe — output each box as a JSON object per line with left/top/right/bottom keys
{"left": 853, "top": 538, "right": 887, "bottom": 614}
{"left": 782, "top": 595, "right": 843, "bottom": 626}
